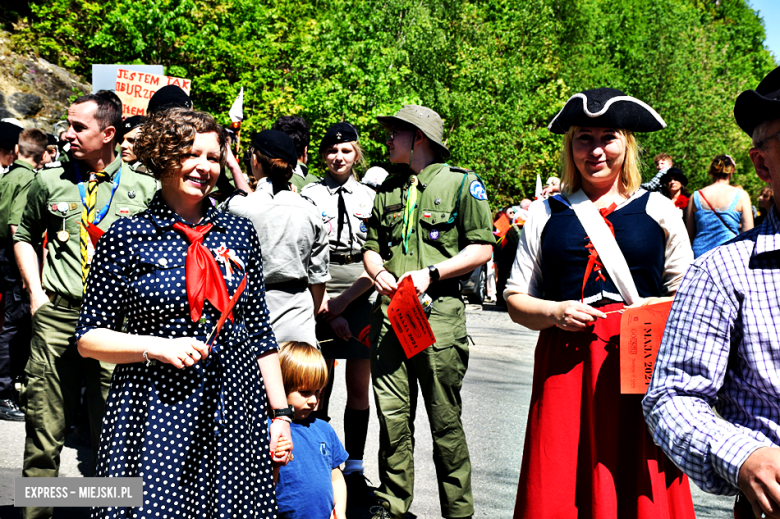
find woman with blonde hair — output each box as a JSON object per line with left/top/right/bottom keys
{"left": 687, "top": 154, "right": 753, "bottom": 257}
{"left": 504, "top": 88, "right": 695, "bottom": 518}
{"left": 300, "top": 121, "right": 377, "bottom": 504}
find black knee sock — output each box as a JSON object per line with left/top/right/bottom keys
{"left": 343, "top": 406, "right": 370, "bottom": 460}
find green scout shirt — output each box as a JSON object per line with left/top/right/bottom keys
{"left": 362, "top": 163, "right": 495, "bottom": 278}
{"left": 290, "top": 164, "right": 320, "bottom": 192}
{"left": 14, "top": 155, "right": 157, "bottom": 301}
{"left": 0, "top": 160, "right": 36, "bottom": 244}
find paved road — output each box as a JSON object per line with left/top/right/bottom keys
{"left": 0, "top": 303, "right": 735, "bottom": 518}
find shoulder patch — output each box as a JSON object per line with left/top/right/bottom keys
{"left": 468, "top": 179, "right": 488, "bottom": 201}
{"left": 300, "top": 194, "right": 317, "bottom": 207}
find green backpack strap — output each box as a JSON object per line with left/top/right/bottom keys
{"left": 446, "top": 165, "right": 473, "bottom": 225}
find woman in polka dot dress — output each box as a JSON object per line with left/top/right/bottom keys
{"left": 75, "top": 109, "right": 291, "bottom": 519}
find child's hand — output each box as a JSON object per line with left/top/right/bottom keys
{"left": 272, "top": 434, "right": 293, "bottom": 465}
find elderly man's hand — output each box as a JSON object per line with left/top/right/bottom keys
{"left": 739, "top": 447, "right": 780, "bottom": 518}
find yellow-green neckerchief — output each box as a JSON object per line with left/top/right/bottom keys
{"left": 402, "top": 175, "right": 419, "bottom": 254}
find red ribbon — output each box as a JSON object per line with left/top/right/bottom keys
{"left": 581, "top": 203, "right": 617, "bottom": 303}
{"left": 173, "top": 221, "right": 232, "bottom": 323}
{"left": 86, "top": 222, "right": 104, "bottom": 246}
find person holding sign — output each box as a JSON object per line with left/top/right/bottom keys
{"left": 503, "top": 88, "right": 694, "bottom": 519}
{"left": 362, "top": 105, "right": 494, "bottom": 519}
{"left": 13, "top": 92, "right": 158, "bottom": 519}
{"left": 75, "top": 109, "right": 290, "bottom": 519}
{"left": 644, "top": 66, "right": 780, "bottom": 519}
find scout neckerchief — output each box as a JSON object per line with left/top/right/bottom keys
{"left": 172, "top": 222, "right": 233, "bottom": 324}
{"left": 402, "top": 175, "right": 419, "bottom": 254}
{"left": 74, "top": 162, "right": 122, "bottom": 287}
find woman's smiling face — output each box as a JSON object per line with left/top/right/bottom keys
{"left": 571, "top": 127, "right": 626, "bottom": 192}
{"left": 161, "top": 131, "right": 222, "bottom": 206}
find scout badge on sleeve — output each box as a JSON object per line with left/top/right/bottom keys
{"left": 387, "top": 277, "right": 436, "bottom": 358}
{"left": 469, "top": 179, "right": 488, "bottom": 201}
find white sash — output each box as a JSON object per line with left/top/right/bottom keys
{"left": 560, "top": 190, "right": 641, "bottom": 306}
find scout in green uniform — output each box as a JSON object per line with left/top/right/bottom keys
{"left": 272, "top": 115, "right": 320, "bottom": 191}
{"left": 14, "top": 92, "right": 157, "bottom": 519}
{"left": 0, "top": 128, "right": 49, "bottom": 422}
{"left": 362, "top": 105, "right": 495, "bottom": 519}
{"left": 119, "top": 115, "right": 151, "bottom": 176}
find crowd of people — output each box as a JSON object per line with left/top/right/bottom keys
{"left": 0, "top": 63, "right": 779, "bottom": 519}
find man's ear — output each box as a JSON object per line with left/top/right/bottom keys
{"left": 14, "top": 144, "right": 19, "bottom": 156}
{"left": 750, "top": 147, "right": 772, "bottom": 183}
{"left": 103, "top": 126, "right": 117, "bottom": 145}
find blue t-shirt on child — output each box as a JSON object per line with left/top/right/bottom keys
{"left": 273, "top": 416, "right": 349, "bottom": 519}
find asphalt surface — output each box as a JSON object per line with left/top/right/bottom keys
{"left": 0, "top": 302, "right": 735, "bottom": 518}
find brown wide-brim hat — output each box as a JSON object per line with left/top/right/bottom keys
{"left": 377, "top": 105, "right": 450, "bottom": 159}
{"left": 734, "top": 66, "right": 780, "bottom": 137}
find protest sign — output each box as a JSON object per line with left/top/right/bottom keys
{"left": 619, "top": 300, "right": 673, "bottom": 394}
{"left": 388, "top": 277, "right": 436, "bottom": 358}
{"left": 114, "top": 68, "right": 192, "bottom": 116}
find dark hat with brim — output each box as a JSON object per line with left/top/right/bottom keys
{"left": 251, "top": 130, "right": 297, "bottom": 166}
{"left": 377, "top": 105, "right": 451, "bottom": 159}
{"left": 548, "top": 88, "right": 666, "bottom": 134}
{"left": 319, "top": 122, "right": 359, "bottom": 154}
{"left": 734, "top": 66, "right": 780, "bottom": 137}
{"left": 0, "top": 121, "right": 22, "bottom": 151}
{"left": 147, "top": 85, "right": 193, "bottom": 115}
{"left": 46, "top": 133, "right": 58, "bottom": 146}
{"left": 120, "top": 115, "right": 145, "bottom": 138}
{"left": 661, "top": 167, "right": 688, "bottom": 186}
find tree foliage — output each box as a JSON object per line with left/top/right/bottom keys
{"left": 3, "top": 0, "right": 776, "bottom": 208}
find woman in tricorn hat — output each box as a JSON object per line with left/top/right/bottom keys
{"left": 504, "top": 88, "right": 696, "bottom": 518}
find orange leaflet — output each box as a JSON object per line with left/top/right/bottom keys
{"left": 619, "top": 300, "right": 673, "bottom": 394}
{"left": 387, "top": 277, "right": 436, "bottom": 358}
{"left": 493, "top": 212, "right": 511, "bottom": 238}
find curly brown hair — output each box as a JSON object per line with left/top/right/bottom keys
{"left": 134, "top": 108, "right": 227, "bottom": 180}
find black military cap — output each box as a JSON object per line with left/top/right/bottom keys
{"left": 548, "top": 88, "right": 666, "bottom": 134}
{"left": 0, "top": 121, "right": 22, "bottom": 151}
{"left": 251, "top": 130, "right": 297, "bottom": 165}
{"left": 734, "top": 66, "right": 780, "bottom": 138}
{"left": 46, "top": 133, "right": 58, "bottom": 146}
{"left": 120, "top": 115, "right": 145, "bottom": 138}
{"left": 147, "top": 85, "right": 192, "bottom": 115}
{"left": 319, "top": 122, "right": 359, "bottom": 153}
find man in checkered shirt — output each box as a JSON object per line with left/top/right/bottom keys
{"left": 643, "top": 66, "right": 780, "bottom": 519}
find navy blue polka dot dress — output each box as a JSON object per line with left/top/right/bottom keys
{"left": 76, "top": 193, "right": 279, "bottom": 519}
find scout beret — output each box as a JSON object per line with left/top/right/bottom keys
{"left": 0, "top": 121, "right": 22, "bottom": 151}
{"left": 548, "top": 88, "right": 666, "bottom": 134}
{"left": 377, "top": 105, "right": 450, "bottom": 159}
{"left": 251, "top": 130, "right": 297, "bottom": 165}
{"left": 319, "top": 122, "right": 359, "bottom": 153}
{"left": 147, "top": 85, "right": 193, "bottom": 115}
{"left": 734, "top": 66, "right": 780, "bottom": 137}
{"left": 120, "top": 116, "right": 145, "bottom": 138}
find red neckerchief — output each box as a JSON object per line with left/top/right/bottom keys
{"left": 581, "top": 203, "right": 617, "bottom": 303}
{"left": 172, "top": 221, "right": 233, "bottom": 323}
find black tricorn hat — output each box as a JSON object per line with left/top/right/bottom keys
{"left": 251, "top": 130, "right": 297, "bottom": 165}
{"left": 147, "top": 85, "right": 193, "bottom": 115}
{"left": 319, "top": 122, "right": 359, "bottom": 153}
{"left": 548, "top": 88, "right": 666, "bottom": 134}
{"left": 661, "top": 167, "right": 688, "bottom": 187}
{"left": 734, "top": 66, "right": 780, "bottom": 137}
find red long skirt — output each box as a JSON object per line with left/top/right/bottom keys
{"left": 514, "top": 303, "right": 695, "bottom": 519}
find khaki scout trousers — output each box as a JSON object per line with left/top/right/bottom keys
{"left": 20, "top": 299, "right": 113, "bottom": 519}
{"left": 370, "top": 295, "right": 474, "bottom": 519}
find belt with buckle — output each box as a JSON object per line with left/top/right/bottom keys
{"left": 46, "top": 290, "right": 82, "bottom": 309}
{"left": 330, "top": 252, "right": 362, "bottom": 265}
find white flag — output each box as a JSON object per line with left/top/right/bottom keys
{"left": 535, "top": 174, "right": 543, "bottom": 199}
{"left": 229, "top": 87, "right": 243, "bottom": 123}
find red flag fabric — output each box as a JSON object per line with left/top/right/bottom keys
{"left": 172, "top": 222, "right": 232, "bottom": 323}
{"left": 86, "top": 222, "right": 105, "bottom": 246}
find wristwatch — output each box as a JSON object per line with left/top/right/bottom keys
{"left": 270, "top": 405, "right": 294, "bottom": 419}
{"left": 427, "top": 265, "right": 440, "bottom": 284}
